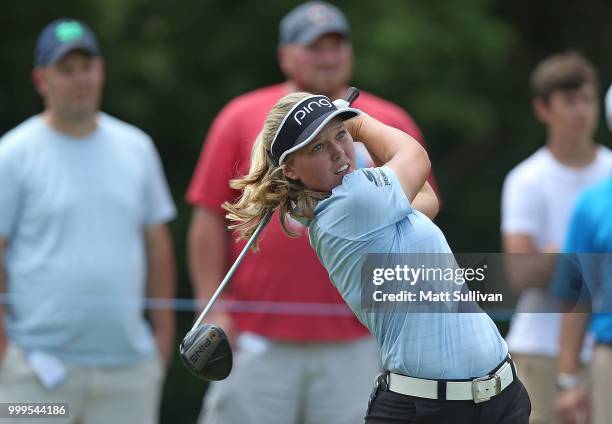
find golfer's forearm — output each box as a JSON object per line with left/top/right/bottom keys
{"left": 354, "top": 115, "right": 428, "bottom": 168}
{"left": 361, "top": 142, "right": 385, "bottom": 167}
{"left": 358, "top": 129, "right": 439, "bottom": 209}
{"left": 558, "top": 312, "right": 590, "bottom": 374}
{"left": 188, "top": 208, "right": 229, "bottom": 303}
{"left": 411, "top": 182, "right": 439, "bottom": 220}
{"left": 352, "top": 115, "right": 430, "bottom": 200}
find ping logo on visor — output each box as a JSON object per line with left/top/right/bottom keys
{"left": 269, "top": 95, "right": 359, "bottom": 165}
{"left": 293, "top": 97, "right": 333, "bottom": 125}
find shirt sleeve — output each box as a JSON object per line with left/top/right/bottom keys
{"left": 185, "top": 105, "right": 242, "bottom": 214}
{"left": 0, "top": 143, "right": 21, "bottom": 238}
{"left": 605, "top": 84, "right": 612, "bottom": 129}
{"left": 501, "top": 171, "right": 541, "bottom": 236}
{"left": 143, "top": 138, "right": 176, "bottom": 226}
{"left": 317, "top": 166, "right": 411, "bottom": 239}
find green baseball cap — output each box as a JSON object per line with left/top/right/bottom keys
{"left": 35, "top": 18, "right": 100, "bottom": 66}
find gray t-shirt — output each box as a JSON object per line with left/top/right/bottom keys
{"left": 0, "top": 113, "right": 175, "bottom": 366}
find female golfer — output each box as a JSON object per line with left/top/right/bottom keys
{"left": 224, "top": 91, "right": 531, "bottom": 423}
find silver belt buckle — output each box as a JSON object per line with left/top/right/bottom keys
{"left": 471, "top": 374, "right": 502, "bottom": 404}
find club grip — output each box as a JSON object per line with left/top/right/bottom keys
{"left": 345, "top": 87, "right": 360, "bottom": 105}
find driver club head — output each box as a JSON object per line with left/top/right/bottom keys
{"left": 179, "top": 324, "right": 233, "bottom": 381}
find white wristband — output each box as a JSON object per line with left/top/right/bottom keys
{"left": 556, "top": 373, "right": 582, "bottom": 391}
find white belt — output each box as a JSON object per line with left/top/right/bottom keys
{"left": 388, "top": 360, "right": 514, "bottom": 404}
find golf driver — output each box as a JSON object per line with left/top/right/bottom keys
{"left": 180, "top": 87, "right": 360, "bottom": 381}
{"left": 179, "top": 210, "right": 272, "bottom": 380}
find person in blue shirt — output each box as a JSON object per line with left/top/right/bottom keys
{"left": 0, "top": 19, "right": 175, "bottom": 423}
{"left": 552, "top": 178, "right": 612, "bottom": 424}
{"left": 224, "top": 91, "right": 531, "bottom": 423}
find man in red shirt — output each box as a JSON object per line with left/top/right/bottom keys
{"left": 187, "top": 2, "right": 439, "bottom": 423}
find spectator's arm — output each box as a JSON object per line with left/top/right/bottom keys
{"left": 558, "top": 312, "right": 590, "bottom": 375}
{"left": 501, "top": 169, "right": 556, "bottom": 290}
{"left": 555, "top": 312, "right": 590, "bottom": 423}
{"left": 187, "top": 207, "right": 236, "bottom": 342}
{"left": 556, "top": 195, "right": 593, "bottom": 374}
{"left": 145, "top": 224, "right": 176, "bottom": 367}
{"left": 503, "top": 234, "right": 558, "bottom": 290}
{"left": 554, "top": 193, "right": 594, "bottom": 423}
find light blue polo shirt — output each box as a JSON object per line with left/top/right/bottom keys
{"left": 552, "top": 178, "right": 612, "bottom": 343}
{"left": 0, "top": 113, "right": 176, "bottom": 366}
{"left": 308, "top": 166, "right": 507, "bottom": 379}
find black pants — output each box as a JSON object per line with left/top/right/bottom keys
{"left": 365, "top": 376, "right": 531, "bottom": 423}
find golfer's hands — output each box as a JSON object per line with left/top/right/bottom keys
{"left": 556, "top": 387, "right": 589, "bottom": 424}
{"left": 204, "top": 310, "right": 237, "bottom": 347}
{"left": 343, "top": 113, "right": 366, "bottom": 141}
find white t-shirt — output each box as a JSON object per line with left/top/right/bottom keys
{"left": 501, "top": 145, "right": 612, "bottom": 357}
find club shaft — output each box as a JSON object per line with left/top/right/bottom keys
{"left": 191, "top": 211, "right": 272, "bottom": 331}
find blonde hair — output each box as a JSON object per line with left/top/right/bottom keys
{"left": 223, "top": 92, "right": 329, "bottom": 245}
